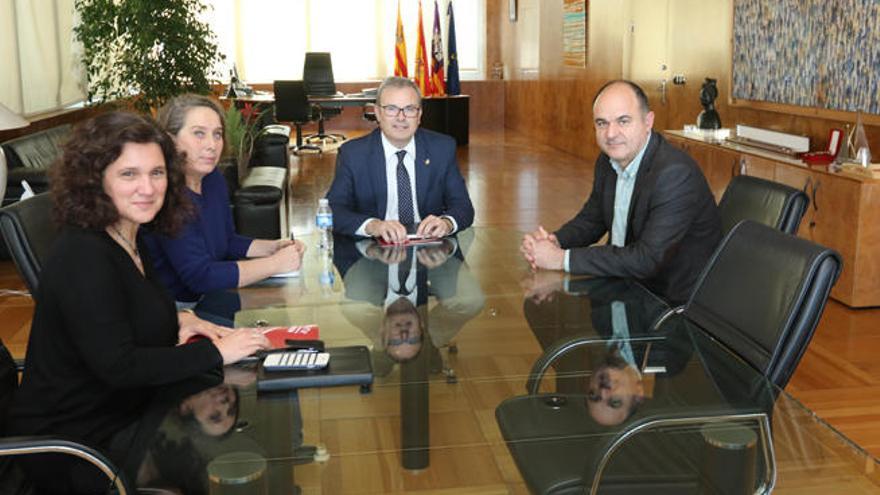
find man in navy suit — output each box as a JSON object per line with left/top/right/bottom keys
{"left": 521, "top": 80, "right": 721, "bottom": 303}
{"left": 326, "top": 76, "right": 474, "bottom": 243}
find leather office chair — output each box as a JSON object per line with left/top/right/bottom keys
{"left": 496, "top": 223, "right": 839, "bottom": 494}
{"left": 680, "top": 220, "right": 841, "bottom": 389}
{"left": 302, "top": 52, "right": 346, "bottom": 145}
{"left": 0, "top": 338, "right": 133, "bottom": 494}
{"left": 718, "top": 175, "right": 809, "bottom": 237}
{"left": 273, "top": 80, "right": 322, "bottom": 155}
{"left": 0, "top": 192, "right": 57, "bottom": 296}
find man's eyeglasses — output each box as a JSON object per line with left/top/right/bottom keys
{"left": 386, "top": 333, "right": 423, "bottom": 346}
{"left": 380, "top": 104, "right": 421, "bottom": 118}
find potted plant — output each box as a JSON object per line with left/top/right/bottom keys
{"left": 224, "top": 102, "right": 274, "bottom": 183}
{"left": 74, "top": 0, "right": 225, "bottom": 112}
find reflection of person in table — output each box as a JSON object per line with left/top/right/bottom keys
{"left": 383, "top": 296, "right": 424, "bottom": 362}
{"left": 587, "top": 345, "right": 646, "bottom": 426}
{"left": 143, "top": 94, "right": 305, "bottom": 305}
{"left": 334, "top": 236, "right": 485, "bottom": 372}
{"left": 177, "top": 384, "right": 240, "bottom": 437}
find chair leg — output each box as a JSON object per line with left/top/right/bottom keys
{"left": 305, "top": 108, "right": 346, "bottom": 145}
{"left": 292, "top": 123, "right": 321, "bottom": 155}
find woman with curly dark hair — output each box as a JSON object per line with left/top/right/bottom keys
{"left": 143, "top": 94, "right": 304, "bottom": 304}
{"left": 8, "top": 111, "right": 270, "bottom": 493}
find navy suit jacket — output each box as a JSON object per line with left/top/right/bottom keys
{"left": 326, "top": 128, "right": 474, "bottom": 236}
{"left": 555, "top": 132, "right": 721, "bottom": 303}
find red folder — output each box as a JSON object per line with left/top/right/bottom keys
{"left": 260, "top": 325, "right": 319, "bottom": 349}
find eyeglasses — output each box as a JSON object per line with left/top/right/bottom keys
{"left": 386, "top": 334, "right": 423, "bottom": 346}
{"left": 380, "top": 104, "right": 421, "bottom": 118}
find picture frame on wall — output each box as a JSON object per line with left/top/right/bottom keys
{"left": 509, "top": 0, "right": 517, "bottom": 21}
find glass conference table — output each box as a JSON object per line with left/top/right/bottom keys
{"left": 125, "top": 228, "right": 878, "bottom": 494}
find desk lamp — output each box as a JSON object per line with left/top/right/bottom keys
{"left": 0, "top": 102, "right": 30, "bottom": 205}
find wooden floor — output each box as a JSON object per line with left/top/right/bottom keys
{"left": 1, "top": 126, "right": 878, "bottom": 469}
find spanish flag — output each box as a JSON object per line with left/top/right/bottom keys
{"left": 430, "top": 0, "right": 445, "bottom": 95}
{"left": 394, "top": 0, "right": 407, "bottom": 77}
{"left": 414, "top": 0, "right": 433, "bottom": 97}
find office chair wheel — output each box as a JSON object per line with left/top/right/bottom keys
{"left": 291, "top": 144, "right": 322, "bottom": 155}
{"left": 444, "top": 368, "right": 457, "bottom": 384}
{"left": 293, "top": 445, "right": 317, "bottom": 465}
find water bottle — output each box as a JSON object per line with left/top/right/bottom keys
{"left": 316, "top": 198, "right": 333, "bottom": 252}
{"left": 319, "top": 249, "right": 335, "bottom": 293}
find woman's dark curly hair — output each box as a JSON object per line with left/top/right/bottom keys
{"left": 49, "top": 111, "right": 193, "bottom": 235}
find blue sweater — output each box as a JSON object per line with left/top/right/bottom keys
{"left": 144, "top": 169, "right": 253, "bottom": 302}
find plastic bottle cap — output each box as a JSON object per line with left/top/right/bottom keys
{"left": 319, "top": 198, "right": 329, "bottom": 206}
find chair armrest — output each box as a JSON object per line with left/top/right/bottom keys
{"left": 651, "top": 305, "right": 685, "bottom": 331}
{"left": 526, "top": 334, "right": 665, "bottom": 395}
{"left": 588, "top": 411, "right": 775, "bottom": 495}
{"left": 0, "top": 435, "right": 133, "bottom": 495}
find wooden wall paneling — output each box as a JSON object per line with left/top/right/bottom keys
{"left": 739, "top": 154, "right": 775, "bottom": 180}
{"left": 810, "top": 174, "right": 860, "bottom": 306}
{"left": 498, "top": 0, "right": 880, "bottom": 165}
{"left": 853, "top": 183, "right": 880, "bottom": 307}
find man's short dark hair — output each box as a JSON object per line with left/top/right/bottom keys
{"left": 592, "top": 80, "right": 651, "bottom": 115}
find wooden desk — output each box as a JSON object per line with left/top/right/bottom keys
{"left": 665, "top": 130, "right": 880, "bottom": 307}
{"left": 225, "top": 92, "right": 471, "bottom": 145}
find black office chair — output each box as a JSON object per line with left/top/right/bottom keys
{"left": 718, "top": 175, "right": 809, "bottom": 237}
{"left": 273, "top": 80, "right": 322, "bottom": 155}
{"left": 0, "top": 338, "right": 133, "bottom": 494}
{"left": 679, "top": 220, "right": 841, "bottom": 389}
{"left": 0, "top": 192, "right": 57, "bottom": 296}
{"left": 496, "top": 222, "right": 840, "bottom": 494}
{"left": 302, "top": 52, "right": 346, "bottom": 145}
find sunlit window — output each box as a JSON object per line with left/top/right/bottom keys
{"left": 207, "top": 0, "right": 485, "bottom": 83}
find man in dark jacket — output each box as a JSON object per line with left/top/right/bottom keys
{"left": 521, "top": 80, "right": 721, "bottom": 303}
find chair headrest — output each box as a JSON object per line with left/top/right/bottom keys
{"left": 684, "top": 220, "right": 841, "bottom": 387}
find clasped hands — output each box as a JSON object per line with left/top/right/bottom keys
{"left": 365, "top": 215, "right": 453, "bottom": 244}
{"left": 521, "top": 225, "right": 565, "bottom": 271}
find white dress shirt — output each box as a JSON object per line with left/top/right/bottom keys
{"left": 355, "top": 134, "right": 420, "bottom": 236}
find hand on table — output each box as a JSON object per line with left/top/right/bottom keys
{"left": 416, "top": 215, "right": 453, "bottom": 239}
{"left": 366, "top": 219, "right": 408, "bottom": 244}
{"left": 521, "top": 226, "right": 562, "bottom": 270}
{"left": 270, "top": 241, "right": 306, "bottom": 273}
{"left": 213, "top": 328, "right": 271, "bottom": 365}
{"left": 177, "top": 311, "right": 232, "bottom": 345}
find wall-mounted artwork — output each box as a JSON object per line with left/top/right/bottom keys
{"left": 732, "top": 0, "right": 880, "bottom": 115}
{"left": 563, "top": 0, "right": 587, "bottom": 68}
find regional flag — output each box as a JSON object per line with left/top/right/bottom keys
{"left": 414, "top": 0, "right": 433, "bottom": 97}
{"left": 446, "top": 1, "right": 461, "bottom": 95}
{"left": 430, "top": 0, "right": 445, "bottom": 95}
{"left": 394, "top": 0, "right": 408, "bottom": 77}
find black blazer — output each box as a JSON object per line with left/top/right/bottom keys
{"left": 554, "top": 133, "right": 721, "bottom": 303}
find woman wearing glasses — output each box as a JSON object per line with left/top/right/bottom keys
{"left": 144, "top": 94, "right": 304, "bottom": 305}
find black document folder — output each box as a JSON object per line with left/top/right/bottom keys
{"left": 257, "top": 345, "right": 373, "bottom": 393}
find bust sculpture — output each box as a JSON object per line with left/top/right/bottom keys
{"left": 697, "top": 78, "right": 721, "bottom": 130}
